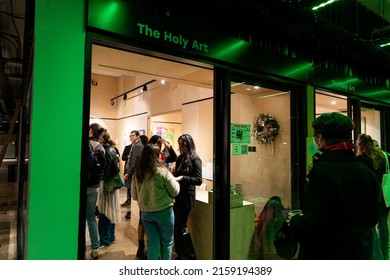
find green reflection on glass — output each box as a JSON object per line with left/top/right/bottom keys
{"left": 99, "top": 1, "right": 120, "bottom": 28}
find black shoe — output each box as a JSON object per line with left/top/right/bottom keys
{"left": 125, "top": 212, "right": 131, "bottom": 219}
{"left": 136, "top": 250, "right": 147, "bottom": 259}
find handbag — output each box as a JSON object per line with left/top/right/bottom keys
{"left": 273, "top": 220, "right": 298, "bottom": 259}
{"left": 382, "top": 151, "right": 390, "bottom": 207}
{"left": 104, "top": 172, "right": 124, "bottom": 192}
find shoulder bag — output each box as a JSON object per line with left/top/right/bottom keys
{"left": 104, "top": 173, "right": 124, "bottom": 192}
{"left": 382, "top": 151, "right": 390, "bottom": 207}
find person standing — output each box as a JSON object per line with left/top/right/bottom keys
{"left": 173, "top": 134, "right": 202, "bottom": 260}
{"left": 135, "top": 134, "right": 149, "bottom": 259}
{"left": 123, "top": 130, "right": 144, "bottom": 220}
{"left": 87, "top": 123, "right": 106, "bottom": 259}
{"left": 121, "top": 137, "right": 132, "bottom": 207}
{"left": 149, "top": 135, "right": 177, "bottom": 165}
{"left": 131, "top": 144, "right": 180, "bottom": 260}
{"left": 97, "top": 131, "right": 122, "bottom": 247}
{"left": 287, "top": 112, "right": 380, "bottom": 259}
{"left": 356, "top": 133, "right": 389, "bottom": 260}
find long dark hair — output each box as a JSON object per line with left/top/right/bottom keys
{"left": 177, "top": 134, "right": 197, "bottom": 172}
{"left": 135, "top": 144, "right": 165, "bottom": 183}
{"left": 89, "top": 123, "right": 106, "bottom": 140}
{"left": 100, "top": 130, "right": 115, "bottom": 146}
{"left": 356, "top": 133, "right": 384, "bottom": 170}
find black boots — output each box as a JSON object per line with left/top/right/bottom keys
{"left": 136, "top": 240, "right": 147, "bottom": 259}
{"left": 174, "top": 228, "right": 197, "bottom": 260}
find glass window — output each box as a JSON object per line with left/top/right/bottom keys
{"left": 230, "top": 78, "right": 291, "bottom": 259}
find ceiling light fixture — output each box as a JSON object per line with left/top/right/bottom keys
{"left": 141, "top": 85, "right": 147, "bottom": 92}
{"left": 109, "top": 79, "right": 156, "bottom": 104}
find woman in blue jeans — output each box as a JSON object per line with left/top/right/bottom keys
{"left": 131, "top": 144, "right": 180, "bottom": 260}
{"left": 86, "top": 123, "right": 106, "bottom": 258}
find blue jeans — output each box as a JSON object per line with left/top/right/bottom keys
{"left": 86, "top": 187, "right": 100, "bottom": 250}
{"left": 141, "top": 207, "right": 174, "bottom": 260}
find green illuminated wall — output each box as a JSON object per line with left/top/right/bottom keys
{"left": 28, "top": 0, "right": 86, "bottom": 259}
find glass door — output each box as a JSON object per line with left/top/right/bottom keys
{"left": 361, "top": 103, "right": 381, "bottom": 146}
{"left": 229, "top": 75, "right": 292, "bottom": 260}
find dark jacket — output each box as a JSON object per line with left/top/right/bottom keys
{"left": 102, "top": 143, "right": 119, "bottom": 180}
{"left": 174, "top": 154, "right": 202, "bottom": 207}
{"left": 290, "top": 149, "right": 380, "bottom": 260}
{"left": 122, "top": 144, "right": 132, "bottom": 163}
{"left": 124, "top": 140, "right": 144, "bottom": 188}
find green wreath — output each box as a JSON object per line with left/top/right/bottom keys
{"left": 253, "top": 113, "right": 280, "bottom": 144}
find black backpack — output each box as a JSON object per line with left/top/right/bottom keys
{"left": 88, "top": 141, "right": 106, "bottom": 186}
{"left": 103, "top": 145, "right": 120, "bottom": 180}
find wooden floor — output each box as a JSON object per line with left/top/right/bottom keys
{"left": 0, "top": 161, "right": 142, "bottom": 260}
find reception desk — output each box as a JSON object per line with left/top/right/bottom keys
{"left": 188, "top": 190, "right": 255, "bottom": 259}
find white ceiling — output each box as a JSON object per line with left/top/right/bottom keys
{"left": 92, "top": 45, "right": 346, "bottom": 112}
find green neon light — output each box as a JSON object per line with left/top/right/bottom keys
{"left": 215, "top": 40, "right": 247, "bottom": 58}
{"left": 312, "top": 0, "right": 338, "bottom": 11}
{"left": 283, "top": 63, "right": 313, "bottom": 77}
{"left": 380, "top": 42, "right": 390, "bottom": 47}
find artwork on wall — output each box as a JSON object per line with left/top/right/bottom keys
{"left": 152, "top": 126, "right": 175, "bottom": 146}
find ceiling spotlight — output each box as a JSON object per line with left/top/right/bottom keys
{"left": 123, "top": 93, "right": 127, "bottom": 100}
{"left": 160, "top": 80, "right": 166, "bottom": 85}
{"left": 110, "top": 100, "right": 115, "bottom": 106}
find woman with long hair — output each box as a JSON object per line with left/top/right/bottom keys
{"left": 97, "top": 131, "right": 122, "bottom": 247}
{"left": 131, "top": 144, "right": 180, "bottom": 260}
{"left": 356, "top": 133, "right": 389, "bottom": 260}
{"left": 173, "top": 134, "right": 202, "bottom": 260}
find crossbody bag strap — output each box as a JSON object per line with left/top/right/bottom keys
{"left": 383, "top": 151, "right": 389, "bottom": 174}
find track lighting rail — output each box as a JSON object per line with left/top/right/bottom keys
{"left": 110, "top": 79, "right": 156, "bottom": 104}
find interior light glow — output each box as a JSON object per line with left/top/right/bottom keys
{"left": 331, "top": 101, "right": 336, "bottom": 105}
{"left": 160, "top": 80, "right": 166, "bottom": 84}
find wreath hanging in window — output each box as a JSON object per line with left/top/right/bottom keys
{"left": 253, "top": 113, "right": 280, "bottom": 144}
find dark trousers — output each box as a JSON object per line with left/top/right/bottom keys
{"left": 98, "top": 214, "right": 115, "bottom": 245}
{"left": 173, "top": 205, "right": 196, "bottom": 259}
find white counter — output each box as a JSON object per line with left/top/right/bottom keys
{"left": 188, "top": 190, "right": 255, "bottom": 259}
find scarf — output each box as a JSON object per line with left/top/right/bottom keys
{"left": 312, "top": 141, "right": 355, "bottom": 164}
{"left": 321, "top": 141, "right": 355, "bottom": 151}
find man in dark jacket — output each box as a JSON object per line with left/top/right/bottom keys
{"left": 288, "top": 112, "right": 380, "bottom": 260}
{"left": 123, "top": 130, "right": 144, "bottom": 219}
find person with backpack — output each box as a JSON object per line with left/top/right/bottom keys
{"left": 87, "top": 123, "right": 106, "bottom": 259}
{"left": 97, "top": 131, "right": 122, "bottom": 247}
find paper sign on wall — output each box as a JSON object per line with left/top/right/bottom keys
{"left": 230, "top": 123, "right": 251, "bottom": 143}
